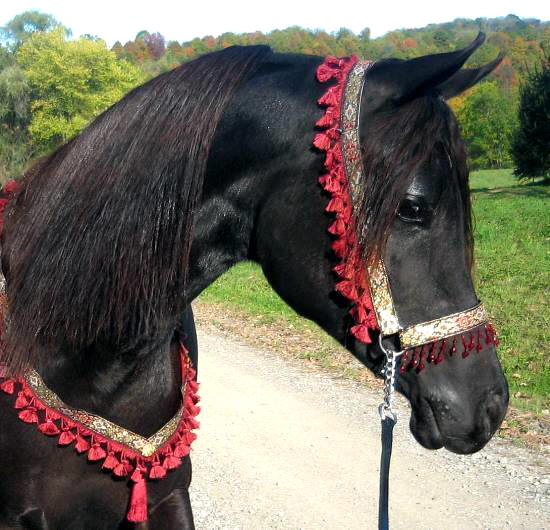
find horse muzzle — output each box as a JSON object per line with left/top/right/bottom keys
{"left": 399, "top": 344, "right": 509, "bottom": 454}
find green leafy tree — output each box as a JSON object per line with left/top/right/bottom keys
{"left": 0, "top": 63, "right": 31, "bottom": 180}
{"left": 1, "top": 11, "right": 69, "bottom": 49}
{"left": 511, "top": 50, "right": 550, "bottom": 180}
{"left": 17, "top": 28, "right": 143, "bottom": 154}
{"left": 457, "top": 82, "right": 518, "bottom": 169}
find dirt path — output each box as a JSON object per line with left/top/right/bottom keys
{"left": 188, "top": 329, "right": 549, "bottom": 529}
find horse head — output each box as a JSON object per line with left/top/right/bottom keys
{"left": 250, "top": 35, "right": 508, "bottom": 455}
{"left": 356, "top": 34, "right": 508, "bottom": 454}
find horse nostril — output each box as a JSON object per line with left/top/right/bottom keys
{"left": 481, "top": 388, "right": 508, "bottom": 437}
{"left": 486, "top": 392, "right": 504, "bottom": 422}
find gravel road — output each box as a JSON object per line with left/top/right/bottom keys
{"left": 189, "top": 329, "right": 549, "bottom": 530}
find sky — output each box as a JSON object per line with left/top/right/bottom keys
{"left": 1, "top": 0, "right": 549, "bottom": 47}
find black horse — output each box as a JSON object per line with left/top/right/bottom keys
{"left": 0, "top": 35, "right": 508, "bottom": 528}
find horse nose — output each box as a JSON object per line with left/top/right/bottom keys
{"left": 478, "top": 384, "right": 509, "bottom": 442}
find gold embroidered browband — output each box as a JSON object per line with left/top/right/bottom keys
{"left": 340, "top": 60, "right": 490, "bottom": 350}
{"left": 25, "top": 368, "right": 186, "bottom": 457}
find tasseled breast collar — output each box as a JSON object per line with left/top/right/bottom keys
{"left": 0, "top": 345, "right": 199, "bottom": 523}
{"left": 0, "top": 181, "right": 200, "bottom": 523}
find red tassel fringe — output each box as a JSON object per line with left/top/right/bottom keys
{"left": 0, "top": 179, "right": 21, "bottom": 236}
{"left": 0, "top": 343, "right": 200, "bottom": 523}
{"left": 314, "top": 55, "right": 378, "bottom": 345}
{"left": 399, "top": 323, "right": 499, "bottom": 374}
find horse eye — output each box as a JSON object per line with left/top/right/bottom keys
{"left": 398, "top": 198, "right": 425, "bottom": 223}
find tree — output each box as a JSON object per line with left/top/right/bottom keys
{"left": 457, "top": 82, "right": 518, "bottom": 169}
{"left": 144, "top": 32, "right": 165, "bottom": 60}
{"left": 111, "top": 41, "right": 124, "bottom": 57}
{"left": 0, "top": 64, "right": 31, "bottom": 180}
{"left": 1, "top": 11, "right": 69, "bottom": 49}
{"left": 511, "top": 50, "right": 550, "bottom": 180}
{"left": 17, "top": 28, "right": 143, "bottom": 154}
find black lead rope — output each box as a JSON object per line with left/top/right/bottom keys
{"left": 377, "top": 337, "right": 402, "bottom": 530}
{"left": 378, "top": 415, "right": 396, "bottom": 530}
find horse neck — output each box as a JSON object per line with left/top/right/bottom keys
{"left": 185, "top": 53, "right": 327, "bottom": 303}
{"left": 34, "top": 331, "right": 184, "bottom": 437}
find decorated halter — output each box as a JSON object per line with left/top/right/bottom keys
{"left": 314, "top": 56, "right": 498, "bottom": 370}
{"left": 0, "top": 181, "right": 200, "bottom": 524}
{"left": 315, "top": 54, "right": 500, "bottom": 530}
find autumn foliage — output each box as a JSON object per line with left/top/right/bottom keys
{"left": 0, "top": 11, "right": 549, "bottom": 179}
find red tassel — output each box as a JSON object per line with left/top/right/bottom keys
{"left": 328, "top": 219, "right": 346, "bottom": 235}
{"left": 461, "top": 335, "right": 469, "bottom": 358}
{"left": 316, "top": 108, "right": 337, "bottom": 128}
{"left": 102, "top": 452, "right": 119, "bottom": 470}
{"left": 163, "top": 454, "right": 181, "bottom": 470}
{"left": 38, "top": 420, "right": 61, "bottom": 436}
{"left": 411, "top": 347, "right": 421, "bottom": 368}
{"left": 19, "top": 406, "right": 38, "bottom": 424}
{"left": 150, "top": 464, "right": 167, "bottom": 479}
{"left": 418, "top": 344, "right": 429, "bottom": 371}
{"left": 335, "top": 280, "right": 357, "bottom": 300}
{"left": 173, "top": 443, "right": 190, "bottom": 458}
{"left": 58, "top": 430, "right": 76, "bottom": 446}
{"left": 468, "top": 332, "right": 475, "bottom": 352}
{"left": 127, "top": 472, "right": 148, "bottom": 522}
{"left": 0, "top": 379, "right": 15, "bottom": 395}
{"left": 350, "top": 324, "right": 372, "bottom": 344}
{"left": 429, "top": 341, "right": 438, "bottom": 363}
{"left": 113, "top": 461, "right": 131, "bottom": 477}
{"left": 14, "top": 391, "right": 29, "bottom": 409}
{"left": 185, "top": 417, "right": 200, "bottom": 430}
{"left": 2, "top": 179, "right": 20, "bottom": 194}
{"left": 436, "top": 339, "right": 447, "bottom": 364}
{"left": 318, "top": 88, "right": 339, "bottom": 107}
{"left": 313, "top": 133, "right": 331, "bottom": 151}
{"left": 75, "top": 435, "right": 90, "bottom": 453}
{"left": 325, "top": 126, "right": 340, "bottom": 140}
{"left": 451, "top": 337, "right": 458, "bottom": 355}
{"left": 317, "top": 64, "right": 339, "bottom": 82}
{"left": 88, "top": 443, "right": 107, "bottom": 461}
{"left": 326, "top": 197, "right": 344, "bottom": 212}
{"left": 184, "top": 431, "right": 197, "bottom": 444}
{"left": 331, "top": 238, "right": 347, "bottom": 258}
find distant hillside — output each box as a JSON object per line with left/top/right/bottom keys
{"left": 113, "top": 14, "right": 549, "bottom": 88}
{"left": 1, "top": 12, "right": 547, "bottom": 179}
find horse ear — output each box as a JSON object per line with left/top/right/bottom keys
{"left": 368, "top": 32, "right": 488, "bottom": 105}
{"left": 435, "top": 53, "right": 504, "bottom": 100}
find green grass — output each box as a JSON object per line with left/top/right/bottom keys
{"left": 200, "top": 261, "right": 304, "bottom": 325}
{"left": 471, "top": 169, "right": 549, "bottom": 412}
{"left": 201, "top": 169, "right": 549, "bottom": 412}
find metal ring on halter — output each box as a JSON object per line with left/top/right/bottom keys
{"left": 378, "top": 334, "right": 403, "bottom": 422}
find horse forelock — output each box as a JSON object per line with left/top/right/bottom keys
{"left": 358, "top": 94, "right": 472, "bottom": 267}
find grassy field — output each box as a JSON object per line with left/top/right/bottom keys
{"left": 470, "top": 170, "right": 549, "bottom": 411}
{"left": 200, "top": 169, "right": 549, "bottom": 412}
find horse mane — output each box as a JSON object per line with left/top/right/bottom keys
{"left": 1, "top": 45, "right": 272, "bottom": 373}
{"left": 358, "top": 93, "right": 473, "bottom": 267}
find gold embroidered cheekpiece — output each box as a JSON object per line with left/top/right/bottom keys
{"left": 314, "top": 56, "right": 499, "bottom": 371}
